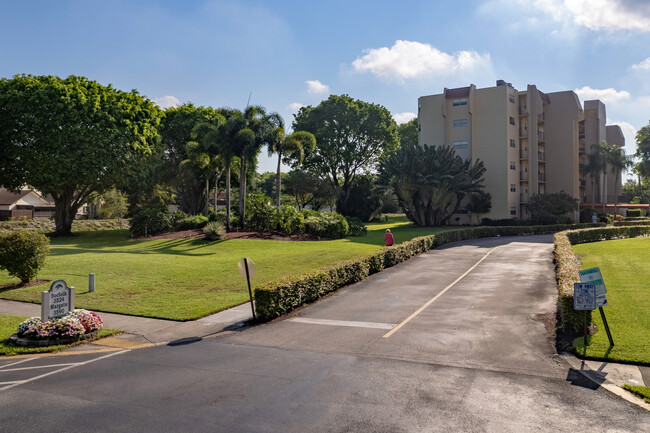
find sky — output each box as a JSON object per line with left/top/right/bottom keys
{"left": 1, "top": 0, "right": 649, "bottom": 177}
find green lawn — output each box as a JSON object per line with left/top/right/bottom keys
{"left": 572, "top": 237, "right": 650, "bottom": 365}
{"left": 0, "top": 216, "right": 451, "bottom": 321}
{"left": 0, "top": 313, "right": 120, "bottom": 356}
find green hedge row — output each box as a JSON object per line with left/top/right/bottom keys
{"left": 254, "top": 222, "right": 604, "bottom": 320}
{"left": 553, "top": 225, "right": 650, "bottom": 333}
{"left": 612, "top": 220, "right": 650, "bottom": 227}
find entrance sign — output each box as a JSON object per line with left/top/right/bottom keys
{"left": 574, "top": 283, "right": 596, "bottom": 310}
{"left": 579, "top": 267, "right": 608, "bottom": 307}
{"left": 238, "top": 258, "right": 256, "bottom": 320}
{"left": 41, "top": 280, "right": 75, "bottom": 321}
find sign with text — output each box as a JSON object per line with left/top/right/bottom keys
{"left": 41, "top": 280, "right": 75, "bottom": 321}
{"left": 574, "top": 283, "right": 596, "bottom": 311}
{"left": 578, "top": 267, "right": 608, "bottom": 307}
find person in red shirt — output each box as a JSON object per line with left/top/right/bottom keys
{"left": 384, "top": 228, "right": 394, "bottom": 246}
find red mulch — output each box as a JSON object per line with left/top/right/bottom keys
{"left": 137, "top": 229, "right": 324, "bottom": 241}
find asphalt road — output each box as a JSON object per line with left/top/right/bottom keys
{"left": 1, "top": 235, "right": 648, "bottom": 432}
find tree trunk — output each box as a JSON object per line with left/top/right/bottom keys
{"left": 591, "top": 178, "right": 596, "bottom": 211}
{"left": 225, "top": 165, "right": 231, "bottom": 231}
{"left": 205, "top": 177, "right": 210, "bottom": 216}
{"left": 53, "top": 193, "right": 77, "bottom": 236}
{"left": 602, "top": 171, "right": 608, "bottom": 214}
{"left": 239, "top": 160, "right": 246, "bottom": 229}
{"left": 276, "top": 153, "right": 282, "bottom": 208}
{"left": 614, "top": 170, "right": 620, "bottom": 215}
{"left": 214, "top": 171, "right": 220, "bottom": 213}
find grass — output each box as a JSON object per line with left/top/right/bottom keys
{"left": 623, "top": 385, "right": 650, "bottom": 403}
{"left": 572, "top": 237, "right": 650, "bottom": 365}
{"left": 0, "top": 313, "right": 120, "bottom": 356}
{"left": 0, "top": 215, "right": 452, "bottom": 321}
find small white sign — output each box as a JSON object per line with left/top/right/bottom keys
{"left": 578, "top": 267, "right": 607, "bottom": 295}
{"left": 574, "top": 283, "right": 596, "bottom": 310}
{"left": 238, "top": 258, "right": 255, "bottom": 279}
{"left": 41, "top": 280, "right": 75, "bottom": 321}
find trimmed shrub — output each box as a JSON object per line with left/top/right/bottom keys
{"left": 246, "top": 194, "right": 277, "bottom": 232}
{"left": 129, "top": 205, "right": 172, "bottom": 236}
{"left": 276, "top": 206, "right": 304, "bottom": 235}
{"left": 203, "top": 221, "right": 226, "bottom": 241}
{"left": 345, "top": 216, "right": 367, "bottom": 237}
{"left": 176, "top": 215, "right": 209, "bottom": 230}
{"left": 302, "top": 210, "right": 349, "bottom": 239}
{"left": 626, "top": 209, "right": 643, "bottom": 218}
{"left": 0, "top": 230, "right": 50, "bottom": 283}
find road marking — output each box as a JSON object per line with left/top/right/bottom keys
{"left": 288, "top": 317, "right": 396, "bottom": 330}
{"left": 383, "top": 246, "right": 500, "bottom": 338}
{"left": 0, "top": 358, "right": 36, "bottom": 370}
{"left": 0, "top": 363, "right": 78, "bottom": 372}
{"left": 0, "top": 350, "right": 129, "bottom": 392}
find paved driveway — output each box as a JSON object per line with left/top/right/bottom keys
{"left": 1, "top": 235, "right": 648, "bottom": 432}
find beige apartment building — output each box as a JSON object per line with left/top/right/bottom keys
{"left": 418, "top": 81, "right": 624, "bottom": 224}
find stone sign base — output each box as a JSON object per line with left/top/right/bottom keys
{"left": 9, "top": 331, "right": 99, "bottom": 348}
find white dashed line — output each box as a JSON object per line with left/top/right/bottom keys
{"left": 288, "top": 317, "right": 396, "bottom": 330}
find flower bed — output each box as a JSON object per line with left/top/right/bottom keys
{"left": 10, "top": 309, "right": 103, "bottom": 347}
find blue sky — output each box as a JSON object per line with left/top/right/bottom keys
{"left": 1, "top": 0, "right": 649, "bottom": 175}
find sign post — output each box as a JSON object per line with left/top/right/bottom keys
{"left": 574, "top": 282, "right": 596, "bottom": 352}
{"left": 238, "top": 258, "right": 256, "bottom": 321}
{"left": 578, "top": 267, "right": 614, "bottom": 347}
{"left": 41, "top": 280, "right": 75, "bottom": 321}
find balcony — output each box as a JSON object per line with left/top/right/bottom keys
{"left": 520, "top": 193, "right": 529, "bottom": 203}
{"left": 520, "top": 172, "right": 528, "bottom": 181}
{"left": 519, "top": 106, "right": 527, "bottom": 116}
{"left": 537, "top": 130, "right": 545, "bottom": 141}
{"left": 580, "top": 179, "right": 586, "bottom": 188}
{"left": 537, "top": 113, "right": 544, "bottom": 123}
{"left": 579, "top": 132, "right": 585, "bottom": 139}
{"left": 520, "top": 149, "right": 528, "bottom": 159}
{"left": 579, "top": 146, "right": 586, "bottom": 154}
{"left": 519, "top": 127, "right": 528, "bottom": 138}
{"left": 579, "top": 163, "right": 585, "bottom": 172}
{"left": 538, "top": 151, "right": 545, "bottom": 161}
{"left": 538, "top": 172, "right": 546, "bottom": 182}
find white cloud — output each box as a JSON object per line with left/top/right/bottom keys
{"left": 153, "top": 95, "right": 180, "bottom": 109}
{"left": 574, "top": 86, "right": 631, "bottom": 104}
{"left": 521, "top": 0, "right": 650, "bottom": 32}
{"left": 393, "top": 112, "right": 417, "bottom": 124}
{"left": 351, "top": 40, "right": 492, "bottom": 81}
{"left": 288, "top": 102, "right": 305, "bottom": 111}
{"left": 630, "top": 57, "right": 650, "bottom": 71}
{"left": 305, "top": 80, "right": 329, "bottom": 95}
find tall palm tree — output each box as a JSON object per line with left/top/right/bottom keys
{"left": 585, "top": 147, "right": 604, "bottom": 212}
{"left": 608, "top": 146, "right": 633, "bottom": 214}
{"left": 266, "top": 113, "right": 316, "bottom": 207}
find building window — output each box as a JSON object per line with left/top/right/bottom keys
{"left": 509, "top": 116, "right": 516, "bottom": 125}
{"left": 509, "top": 94, "right": 515, "bottom": 104}
{"left": 510, "top": 161, "right": 516, "bottom": 170}
{"left": 453, "top": 141, "right": 468, "bottom": 149}
{"left": 510, "top": 184, "right": 516, "bottom": 192}
{"left": 510, "top": 139, "right": 516, "bottom": 148}
{"left": 510, "top": 207, "right": 517, "bottom": 215}
{"left": 453, "top": 118, "right": 468, "bottom": 127}
{"left": 452, "top": 98, "right": 468, "bottom": 106}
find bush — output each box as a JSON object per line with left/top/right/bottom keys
{"left": 176, "top": 215, "right": 209, "bottom": 230}
{"left": 626, "top": 209, "right": 643, "bottom": 218}
{"left": 345, "top": 217, "right": 367, "bottom": 237}
{"left": 528, "top": 192, "right": 579, "bottom": 224}
{"left": 129, "top": 205, "right": 172, "bottom": 236}
{"left": 203, "top": 221, "right": 226, "bottom": 241}
{"left": 276, "top": 206, "right": 304, "bottom": 235}
{"left": 246, "top": 194, "right": 277, "bottom": 232}
{"left": 0, "top": 230, "right": 50, "bottom": 283}
{"left": 579, "top": 208, "right": 596, "bottom": 223}
{"left": 302, "top": 210, "right": 349, "bottom": 239}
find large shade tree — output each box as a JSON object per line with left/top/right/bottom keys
{"left": 379, "top": 144, "right": 488, "bottom": 226}
{"left": 0, "top": 75, "right": 163, "bottom": 235}
{"left": 266, "top": 113, "right": 316, "bottom": 207}
{"left": 292, "top": 94, "right": 399, "bottom": 216}
{"left": 636, "top": 122, "right": 650, "bottom": 181}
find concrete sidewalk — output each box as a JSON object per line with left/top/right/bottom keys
{"left": 0, "top": 299, "right": 254, "bottom": 348}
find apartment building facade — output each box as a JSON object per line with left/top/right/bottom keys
{"left": 418, "top": 81, "right": 624, "bottom": 223}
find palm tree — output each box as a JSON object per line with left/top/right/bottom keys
{"left": 585, "top": 147, "right": 604, "bottom": 212}
{"left": 266, "top": 113, "right": 316, "bottom": 207}
{"left": 608, "top": 146, "right": 633, "bottom": 215}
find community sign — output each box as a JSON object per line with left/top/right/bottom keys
{"left": 578, "top": 267, "right": 608, "bottom": 307}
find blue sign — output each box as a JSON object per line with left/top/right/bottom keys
{"left": 574, "top": 283, "right": 596, "bottom": 311}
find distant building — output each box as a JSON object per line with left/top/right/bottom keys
{"left": 418, "top": 81, "right": 624, "bottom": 223}
{"left": 0, "top": 187, "right": 55, "bottom": 220}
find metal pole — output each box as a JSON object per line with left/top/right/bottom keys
{"left": 89, "top": 273, "right": 95, "bottom": 292}
{"left": 598, "top": 307, "right": 614, "bottom": 347}
{"left": 583, "top": 310, "right": 588, "bottom": 356}
{"left": 244, "top": 258, "right": 256, "bottom": 320}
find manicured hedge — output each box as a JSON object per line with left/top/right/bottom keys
{"left": 553, "top": 225, "right": 650, "bottom": 333}
{"left": 254, "top": 222, "right": 604, "bottom": 320}
{"left": 612, "top": 220, "right": 650, "bottom": 227}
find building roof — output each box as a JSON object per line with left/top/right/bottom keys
{"left": 538, "top": 90, "right": 551, "bottom": 105}
{"left": 0, "top": 188, "right": 31, "bottom": 205}
{"left": 445, "top": 86, "right": 471, "bottom": 99}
